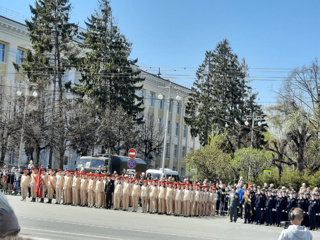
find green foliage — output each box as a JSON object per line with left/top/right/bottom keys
{"left": 279, "top": 169, "right": 305, "bottom": 190}
{"left": 185, "top": 39, "right": 267, "bottom": 150}
{"left": 254, "top": 168, "right": 280, "bottom": 187}
{"left": 185, "top": 132, "right": 234, "bottom": 183}
{"left": 73, "top": 0, "right": 144, "bottom": 121}
{"left": 309, "top": 170, "right": 320, "bottom": 188}
{"left": 232, "top": 148, "right": 272, "bottom": 182}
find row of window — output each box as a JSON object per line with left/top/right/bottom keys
{"left": 165, "top": 144, "right": 187, "bottom": 159}
{"left": 137, "top": 91, "right": 183, "bottom": 114}
{"left": 0, "top": 42, "right": 25, "bottom": 65}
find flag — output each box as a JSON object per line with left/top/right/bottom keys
{"left": 35, "top": 167, "right": 42, "bottom": 198}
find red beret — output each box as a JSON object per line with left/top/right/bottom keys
{"left": 57, "top": 169, "right": 62, "bottom": 172}
{"left": 23, "top": 170, "right": 28, "bottom": 172}
{"left": 143, "top": 180, "right": 148, "bottom": 183}
{"left": 32, "top": 167, "right": 37, "bottom": 170}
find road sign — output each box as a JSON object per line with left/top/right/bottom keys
{"left": 127, "top": 159, "right": 137, "bottom": 169}
{"left": 128, "top": 148, "right": 137, "bottom": 158}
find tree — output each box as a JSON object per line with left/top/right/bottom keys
{"left": 73, "top": 0, "right": 144, "bottom": 121}
{"left": 137, "top": 117, "right": 164, "bottom": 168}
{"left": 22, "top": 0, "right": 78, "bottom": 168}
{"left": 184, "top": 132, "right": 234, "bottom": 183}
{"left": 232, "top": 148, "right": 272, "bottom": 182}
{"left": 185, "top": 39, "right": 266, "bottom": 151}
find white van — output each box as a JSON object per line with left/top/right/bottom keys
{"left": 146, "top": 168, "right": 179, "bottom": 181}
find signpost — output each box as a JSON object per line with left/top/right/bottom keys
{"left": 127, "top": 159, "right": 137, "bottom": 169}
{"left": 128, "top": 148, "right": 137, "bottom": 159}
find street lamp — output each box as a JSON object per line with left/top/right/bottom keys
{"left": 158, "top": 82, "right": 181, "bottom": 174}
{"left": 17, "top": 85, "right": 38, "bottom": 168}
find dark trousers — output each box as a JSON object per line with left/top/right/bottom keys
{"left": 230, "top": 207, "right": 238, "bottom": 222}
{"left": 265, "top": 207, "right": 273, "bottom": 224}
{"left": 309, "top": 212, "right": 316, "bottom": 230}
{"left": 238, "top": 203, "right": 243, "bottom": 218}
{"left": 106, "top": 193, "right": 112, "bottom": 209}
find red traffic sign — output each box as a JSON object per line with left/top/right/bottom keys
{"left": 128, "top": 148, "right": 137, "bottom": 158}
{"left": 127, "top": 159, "right": 137, "bottom": 169}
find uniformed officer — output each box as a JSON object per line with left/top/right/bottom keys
{"left": 20, "top": 170, "right": 30, "bottom": 201}
{"left": 228, "top": 187, "right": 240, "bottom": 223}
{"left": 47, "top": 169, "right": 56, "bottom": 204}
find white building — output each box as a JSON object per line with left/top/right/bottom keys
{"left": 0, "top": 11, "right": 201, "bottom": 176}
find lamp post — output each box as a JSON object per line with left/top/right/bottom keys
{"left": 158, "top": 82, "right": 181, "bottom": 174}
{"left": 16, "top": 84, "right": 38, "bottom": 168}
{"left": 244, "top": 112, "right": 263, "bottom": 180}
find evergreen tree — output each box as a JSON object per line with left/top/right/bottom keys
{"left": 185, "top": 39, "right": 266, "bottom": 150}
{"left": 21, "top": 0, "right": 78, "bottom": 168}
{"left": 73, "top": 0, "right": 144, "bottom": 121}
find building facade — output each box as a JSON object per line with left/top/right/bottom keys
{"left": 0, "top": 11, "right": 200, "bottom": 176}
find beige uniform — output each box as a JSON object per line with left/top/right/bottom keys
{"left": 165, "top": 187, "right": 174, "bottom": 215}
{"left": 149, "top": 185, "right": 158, "bottom": 213}
{"left": 194, "top": 190, "right": 200, "bottom": 216}
{"left": 95, "top": 180, "right": 104, "bottom": 208}
{"left": 47, "top": 175, "right": 56, "bottom": 200}
{"left": 175, "top": 188, "right": 183, "bottom": 215}
{"left": 122, "top": 182, "right": 131, "bottom": 210}
{"left": 63, "top": 176, "right": 73, "bottom": 204}
{"left": 87, "top": 179, "right": 96, "bottom": 207}
{"left": 114, "top": 182, "right": 123, "bottom": 209}
{"left": 20, "top": 175, "right": 30, "bottom": 200}
{"left": 184, "top": 189, "right": 191, "bottom": 216}
{"left": 30, "top": 173, "right": 38, "bottom": 198}
{"left": 141, "top": 185, "right": 149, "bottom": 213}
{"left": 131, "top": 184, "right": 141, "bottom": 212}
{"left": 55, "top": 174, "right": 64, "bottom": 204}
{"left": 39, "top": 174, "right": 47, "bottom": 199}
{"left": 80, "top": 178, "right": 88, "bottom": 206}
{"left": 158, "top": 186, "right": 166, "bottom": 214}
{"left": 72, "top": 176, "right": 81, "bottom": 205}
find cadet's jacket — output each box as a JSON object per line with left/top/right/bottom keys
{"left": 141, "top": 185, "right": 149, "bottom": 197}
{"left": 114, "top": 182, "right": 123, "bottom": 195}
{"left": 175, "top": 189, "right": 183, "bottom": 201}
{"left": 131, "top": 184, "right": 141, "bottom": 197}
{"left": 80, "top": 178, "right": 88, "bottom": 190}
{"left": 56, "top": 175, "right": 64, "bottom": 187}
{"left": 30, "top": 173, "right": 38, "bottom": 185}
{"left": 184, "top": 189, "right": 191, "bottom": 201}
{"left": 88, "top": 179, "right": 96, "bottom": 191}
{"left": 158, "top": 186, "right": 166, "bottom": 199}
{"left": 95, "top": 180, "right": 104, "bottom": 193}
{"left": 123, "top": 182, "right": 131, "bottom": 195}
{"left": 165, "top": 187, "right": 173, "bottom": 200}
{"left": 20, "top": 175, "right": 30, "bottom": 187}
{"left": 149, "top": 185, "right": 158, "bottom": 198}
{"left": 72, "top": 177, "right": 81, "bottom": 188}
{"left": 47, "top": 175, "right": 56, "bottom": 189}
{"left": 63, "top": 176, "right": 73, "bottom": 189}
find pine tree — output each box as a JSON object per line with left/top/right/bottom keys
{"left": 185, "top": 39, "right": 266, "bottom": 150}
{"left": 73, "top": 0, "right": 144, "bottom": 121}
{"left": 22, "top": 0, "right": 78, "bottom": 168}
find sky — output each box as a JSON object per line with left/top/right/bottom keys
{"left": 1, "top": 0, "right": 320, "bottom": 106}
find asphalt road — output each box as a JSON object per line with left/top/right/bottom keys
{"left": 5, "top": 195, "right": 320, "bottom": 240}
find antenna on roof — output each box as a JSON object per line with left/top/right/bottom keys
{"left": 157, "top": 67, "right": 161, "bottom": 77}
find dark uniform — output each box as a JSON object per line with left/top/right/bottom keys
{"left": 104, "top": 177, "right": 114, "bottom": 209}
{"left": 265, "top": 192, "right": 275, "bottom": 226}
{"left": 275, "top": 194, "right": 286, "bottom": 227}
{"left": 308, "top": 195, "right": 318, "bottom": 230}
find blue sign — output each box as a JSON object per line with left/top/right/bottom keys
{"left": 127, "top": 159, "right": 136, "bottom": 169}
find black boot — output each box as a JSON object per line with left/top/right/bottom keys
{"left": 40, "top": 198, "right": 44, "bottom": 203}
{"left": 47, "top": 199, "right": 52, "bottom": 204}
{"left": 31, "top": 198, "right": 36, "bottom": 202}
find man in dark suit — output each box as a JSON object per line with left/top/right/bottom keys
{"left": 105, "top": 174, "right": 114, "bottom": 209}
{"left": 228, "top": 187, "right": 240, "bottom": 222}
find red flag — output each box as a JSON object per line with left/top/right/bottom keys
{"left": 35, "top": 167, "right": 42, "bottom": 198}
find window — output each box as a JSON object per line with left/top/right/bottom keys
{"left": 182, "top": 146, "right": 186, "bottom": 158}
{"left": 16, "top": 49, "right": 25, "bottom": 65}
{"left": 167, "top": 120, "right": 171, "bottom": 134}
{"left": 175, "top": 123, "right": 179, "bottom": 136}
{"left": 169, "top": 100, "right": 172, "bottom": 112}
{"left": 174, "top": 144, "right": 178, "bottom": 158}
{"left": 149, "top": 92, "right": 154, "bottom": 107}
{"left": 177, "top": 102, "right": 180, "bottom": 114}
{"left": 159, "top": 98, "right": 163, "bottom": 109}
{"left": 165, "top": 143, "right": 170, "bottom": 158}
{"left": 158, "top": 118, "right": 163, "bottom": 132}
{"left": 183, "top": 125, "right": 187, "bottom": 138}
{"left": 0, "top": 43, "right": 5, "bottom": 62}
